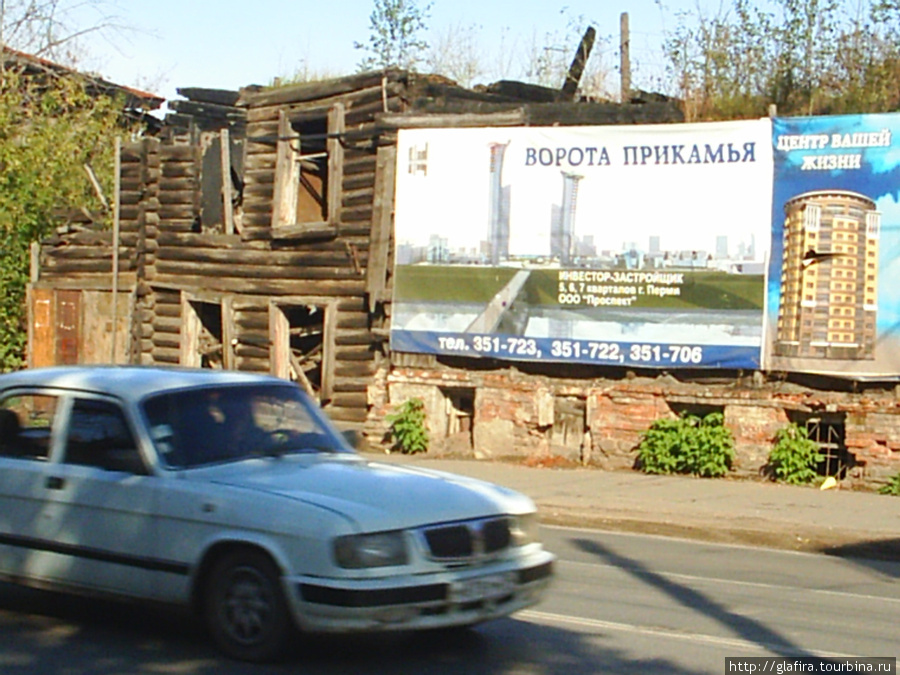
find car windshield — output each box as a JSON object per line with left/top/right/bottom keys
{"left": 142, "top": 383, "right": 347, "bottom": 468}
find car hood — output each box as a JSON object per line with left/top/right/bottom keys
{"left": 192, "top": 454, "right": 535, "bottom": 532}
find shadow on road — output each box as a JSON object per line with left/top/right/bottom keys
{"left": 572, "top": 537, "right": 816, "bottom": 658}
{"left": 820, "top": 538, "right": 900, "bottom": 579}
{"left": 0, "top": 580, "right": 715, "bottom": 674}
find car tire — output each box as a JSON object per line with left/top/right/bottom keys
{"left": 203, "top": 549, "right": 293, "bottom": 663}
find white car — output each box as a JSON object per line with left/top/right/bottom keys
{"left": 0, "top": 366, "right": 554, "bottom": 661}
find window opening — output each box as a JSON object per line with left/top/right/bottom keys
{"left": 550, "top": 396, "right": 586, "bottom": 456}
{"left": 667, "top": 402, "right": 724, "bottom": 419}
{"left": 294, "top": 116, "right": 328, "bottom": 224}
{"left": 181, "top": 295, "right": 234, "bottom": 370}
{"left": 440, "top": 387, "right": 474, "bottom": 451}
{"left": 195, "top": 301, "right": 224, "bottom": 368}
{"left": 788, "top": 411, "right": 852, "bottom": 479}
{"left": 271, "top": 104, "right": 344, "bottom": 237}
{"left": 270, "top": 300, "right": 335, "bottom": 403}
{"left": 199, "top": 130, "right": 244, "bottom": 234}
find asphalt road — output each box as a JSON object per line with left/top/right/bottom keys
{"left": 1, "top": 527, "right": 897, "bottom": 674}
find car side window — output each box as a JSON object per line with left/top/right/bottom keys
{"left": 0, "top": 394, "right": 58, "bottom": 460}
{"left": 62, "top": 398, "right": 147, "bottom": 474}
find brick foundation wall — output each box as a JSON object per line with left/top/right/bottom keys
{"left": 367, "top": 366, "right": 900, "bottom": 485}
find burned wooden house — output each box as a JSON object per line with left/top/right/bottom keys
{"left": 29, "top": 68, "right": 900, "bottom": 483}
{"left": 29, "top": 70, "right": 681, "bottom": 427}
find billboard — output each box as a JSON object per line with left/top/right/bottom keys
{"left": 391, "top": 121, "right": 774, "bottom": 369}
{"left": 766, "top": 114, "right": 900, "bottom": 378}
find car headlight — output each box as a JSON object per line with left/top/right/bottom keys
{"left": 334, "top": 531, "right": 409, "bottom": 568}
{"left": 510, "top": 513, "right": 540, "bottom": 546}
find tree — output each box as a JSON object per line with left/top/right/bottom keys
{"left": 662, "top": 0, "right": 900, "bottom": 120}
{"left": 425, "top": 21, "right": 485, "bottom": 88}
{"left": 354, "top": 0, "right": 431, "bottom": 72}
{"left": 0, "top": 0, "right": 124, "bottom": 64}
{"left": 0, "top": 1, "right": 132, "bottom": 372}
{"left": 0, "top": 63, "right": 127, "bottom": 372}
{"left": 520, "top": 10, "right": 614, "bottom": 100}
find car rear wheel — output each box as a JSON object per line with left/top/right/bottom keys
{"left": 204, "top": 549, "right": 293, "bottom": 662}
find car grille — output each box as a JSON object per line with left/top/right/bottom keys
{"left": 420, "top": 516, "right": 512, "bottom": 561}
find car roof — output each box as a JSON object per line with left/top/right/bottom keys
{"left": 0, "top": 366, "right": 289, "bottom": 402}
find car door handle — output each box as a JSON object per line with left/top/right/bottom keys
{"left": 45, "top": 476, "right": 65, "bottom": 490}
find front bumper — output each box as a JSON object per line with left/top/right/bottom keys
{"left": 287, "top": 550, "right": 555, "bottom": 632}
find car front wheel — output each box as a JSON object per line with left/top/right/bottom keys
{"left": 204, "top": 549, "right": 293, "bottom": 662}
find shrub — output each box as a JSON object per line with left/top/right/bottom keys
{"left": 636, "top": 412, "right": 734, "bottom": 478}
{"left": 878, "top": 473, "right": 900, "bottom": 496}
{"left": 766, "top": 424, "right": 823, "bottom": 485}
{"left": 385, "top": 398, "right": 429, "bottom": 454}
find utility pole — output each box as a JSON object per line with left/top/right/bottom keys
{"left": 620, "top": 12, "right": 631, "bottom": 102}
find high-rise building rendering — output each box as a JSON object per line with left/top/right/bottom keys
{"left": 775, "top": 190, "right": 880, "bottom": 360}
{"left": 551, "top": 172, "right": 583, "bottom": 264}
{"left": 487, "top": 142, "right": 511, "bottom": 264}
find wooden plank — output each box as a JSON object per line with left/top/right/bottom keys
{"left": 327, "top": 103, "right": 345, "bottom": 229}
{"left": 561, "top": 27, "right": 596, "bottom": 102}
{"left": 152, "top": 274, "right": 367, "bottom": 296}
{"left": 180, "top": 291, "right": 199, "bottom": 367}
{"left": 334, "top": 362, "right": 376, "bottom": 379}
{"left": 244, "top": 153, "right": 277, "bottom": 172}
{"left": 270, "top": 223, "right": 337, "bottom": 242}
{"left": 269, "top": 302, "right": 288, "bottom": 380}
{"left": 57, "top": 289, "right": 81, "bottom": 365}
{"left": 335, "top": 345, "right": 376, "bottom": 361}
{"left": 335, "top": 329, "right": 379, "bottom": 346}
{"left": 342, "top": 173, "right": 375, "bottom": 192}
{"left": 220, "top": 128, "right": 236, "bottom": 235}
{"left": 245, "top": 83, "right": 398, "bottom": 124}
{"left": 288, "top": 350, "right": 317, "bottom": 397}
{"left": 327, "top": 406, "right": 369, "bottom": 423}
{"left": 159, "top": 177, "right": 198, "bottom": 192}
{"left": 375, "top": 109, "right": 526, "bottom": 129}
{"left": 29, "top": 286, "right": 54, "bottom": 367}
{"left": 160, "top": 145, "right": 199, "bottom": 161}
{"left": 240, "top": 70, "right": 406, "bottom": 109}
{"left": 321, "top": 301, "right": 337, "bottom": 401}
{"left": 155, "top": 260, "right": 362, "bottom": 280}
{"left": 41, "top": 259, "right": 134, "bottom": 274}
{"left": 340, "top": 204, "right": 373, "bottom": 223}
{"left": 156, "top": 232, "right": 244, "bottom": 248}
{"left": 329, "top": 392, "right": 369, "bottom": 409}
{"left": 151, "top": 346, "right": 181, "bottom": 363}
{"left": 222, "top": 294, "right": 236, "bottom": 369}
{"left": 176, "top": 87, "right": 241, "bottom": 106}
{"left": 271, "top": 109, "right": 299, "bottom": 229}
{"left": 31, "top": 274, "right": 138, "bottom": 291}
{"left": 331, "top": 377, "right": 372, "bottom": 392}
{"left": 343, "top": 186, "right": 374, "bottom": 207}
{"left": 158, "top": 247, "right": 366, "bottom": 267}
{"left": 235, "top": 313, "right": 269, "bottom": 331}
{"left": 159, "top": 190, "right": 198, "bottom": 205}
{"left": 162, "top": 162, "right": 198, "bottom": 178}
{"left": 82, "top": 291, "right": 130, "bottom": 365}
{"left": 345, "top": 96, "right": 403, "bottom": 126}
{"left": 525, "top": 101, "right": 683, "bottom": 125}
{"left": 367, "top": 145, "right": 395, "bottom": 312}
{"left": 152, "top": 315, "right": 182, "bottom": 333}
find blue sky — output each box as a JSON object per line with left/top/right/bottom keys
{"left": 73, "top": 0, "right": 708, "bottom": 104}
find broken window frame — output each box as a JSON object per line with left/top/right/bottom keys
{"left": 271, "top": 103, "right": 345, "bottom": 240}
{"left": 268, "top": 297, "right": 337, "bottom": 404}
{"left": 198, "top": 128, "right": 243, "bottom": 236}
{"left": 179, "top": 291, "right": 235, "bottom": 369}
